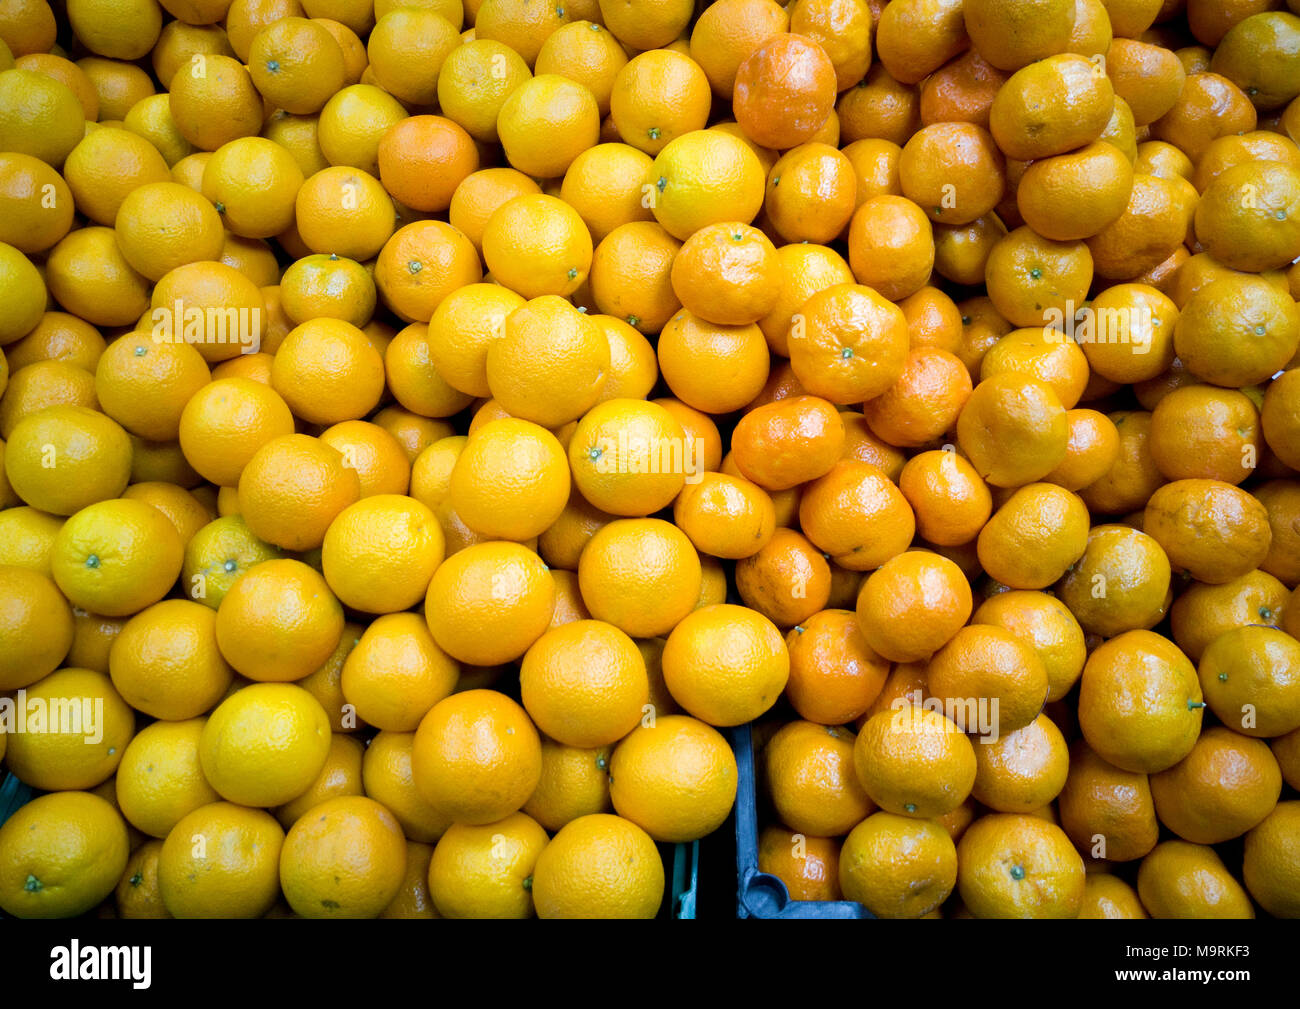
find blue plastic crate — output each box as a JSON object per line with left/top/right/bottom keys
{"left": 671, "top": 840, "right": 699, "bottom": 919}
{"left": 731, "top": 723, "right": 873, "bottom": 919}
{"left": 0, "top": 772, "right": 34, "bottom": 829}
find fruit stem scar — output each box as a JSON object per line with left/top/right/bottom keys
{"left": 1010, "top": 865, "right": 1025, "bottom": 880}
{"left": 408, "top": 261, "right": 422, "bottom": 274}
{"left": 85, "top": 554, "right": 100, "bottom": 568}
{"left": 25, "top": 875, "right": 42, "bottom": 892}
{"left": 1188, "top": 700, "right": 1206, "bottom": 709}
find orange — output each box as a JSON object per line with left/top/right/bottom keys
{"left": 279, "top": 253, "right": 375, "bottom": 328}
{"left": 1263, "top": 368, "right": 1300, "bottom": 471}
{"left": 972, "top": 590, "right": 1086, "bottom": 702}
{"left": 167, "top": 54, "right": 262, "bottom": 152}
{"left": 531, "top": 813, "right": 663, "bottom": 919}
{"left": 149, "top": 260, "right": 266, "bottom": 362}
{"left": 236, "top": 434, "right": 360, "bottom": 551}
{"left": 789, "top": 284, "right": 909, "bottom": 405}
{"left": 853, "top": 705, "right": 976, "bottom": 818}
{"left": 689, "top": 0, "right": 788, "bottom": 97}
{"left": 759, "top": 244, "right": 854, "bottom": 356}
{"left": 4, "top": 405, "right": 133, "bottom": 516}
{"left": 1079, "top": 629, "right": 1203, "bottom": 774}
{"left": 1058, "top": 739, "right": 1159, "bottom": 863}
{"left": 0, "top": 360, "right": 98, "bottom": 440}
{"left": 1170, "top": 569, "right": 1291, "bottom": 663}
{"left": 990, "top": 53, "right": 1113, "bottom": 163}
{"left": 577, "top": 517, "right": 700, "bottom": 638}
{"left": 95, "top": 334, "right": 210, "bottom": 444}
{"left": 316, "top": 83, "right": 408, "bottom": 176}
{"left": 338, "top": 612, "right": 457, "bottom": 731}
{"left": 424, "top": 541, "right": 555, "bottom": 665}
{"left": 199, "top": 681, "right": 332, "bottom": 807}
{"left": 427, "top": 812, "right": 549, "bottom": 919}
{"left": 449, "top": 167, "right": 541, "bottom": 253}
{"left": 1137, "top": 840, "right": 1255, "bottom": 918}
{"left": 984, "top": 225, "right": 1093, "bottom": 330}
{"left": 1144, "top": 478, "right": 1271, "bottom": 584}
{"left": 673, "top": 472, "right": 775, "bottom": 561}
{"left": 1058, "top": 522, "right": 1173, "bottom": 639}
{"left": 522, "top": 738, "right": 612, "bottom": 831}
{"left": 661, "top": 603, "right": 786, "bottom": 727}
{"left": 840, "top": 812, "right": 957, "bottom": 919}
{"left": 764, "top": 143, "right": 856, "bottom": 244}
{"left": 609, "top": 714, "right": 736, "bottom": 842}
{"left": 426, "top": 284, "right": 525, "bottom": 399}
{"left": 593, "top": 314, "right": 658, "bottom": 403}
{"left": 475, "top": 0, "right": 570, "bottom": 65}
{"left": 765, "top": 721, "right": 873, "bottom": 836}
{"left": 50, "top": 498, "right": 183, "bottom": 617}
{"left": 956, "top": 814, "right": 1085, "bottom": 918}
{"left": 295, "top": 166, "right": 395, "bottom": 261}
{"left": 733, "top": 33, "right": 836, "bottom": 150}
{"left": 448, "top": 418, "right": 568, "bottom": 541}
{"left": 1194, "top": 162, "right": 1300, "bottom": 274}
{"left": 411, "top": 689, "right": 542, "bottom": 824}
{"left": 279, "top": 796, "right": 406, "bottom": 918}
{"left": 731, "top": 395, "right": 845, "bottom": 492}
{"left": 520, "top": 619, "right": 647, "bottom": 748}
{"left": 0, "top": 791, "right": 127, "bottom": 919}
{"left": 214, "top": 557, "right": 343, "bottom": 683}
{"left": 558, "top": 143, "right": 655, "bottom": 248}
{"left": 0, "top": 69, "right": 88, "bottom": 169}
{"left": 113, "top": 181, "right": 224, "bottom": 282}
{"left": 899, "top": 449, "right": 992, "bottom": 547}
{"left": 734, "top": 527, "right": 830, "bottom": 628}
{"left": 486, "top": 297, "right": 605, "bottom": 426}
{"left": 567, "top": 399, "right": 690, "bottom": 516}
{"left": 535, "top": 21, "right": 625, "bottom": 118}
{"left": 1242, "top": 800, "right": 1300, "bottom": 919}
{"left": 109, "top": 599, "right": 233, "bottom": 720}
{"left": 155, "top": 801, "right": 286, "bottom": 917}
{"left": 482, "top": 195, "right": 592, "bottom": 300}
{"left": 114, "top": 718, "right": 216, "bottom": 840}
{"left": 857, "top": 550, "right": 972, "bottom": 663}
{"left": 437, "top": 39, "right": 531, "bottom": 144}
{"left": 976, "top": 483, "right": 1090, "bottom": 589}
{"left": 861, "top": 347, "right": 973, "bottom": 448}
{"left": 900, "top": 122, "right": 1004, "bottom": 227}
{"left": 900, "top": 285, "right": 964, "bottom": 353}
{"left": 588, "top": 220, "right": 683, "bottom": 333}
{"left": 846, "top": 194, "right": 935, "bottom": 302}
{"left": 2, "top": 668, "right": 134, "bottom": 791}
{"left": 247, "top": 16, "right": 346, "bottom": 115}
{"left": 374, "top": 220, "right": 482, "bottom": 324}
{"left": 962, "top": 0, "right": 1073, "bottom": 71}
{"left": 609, "top": 49, "right": 709, "bottom": 157}
{"left": 1150, "top": 71, "right": 1257, "bottom": 162}
{"left": 971, "top": 714, "right": 1069, "bottom": 813}
{"left": 0, "top": 565, "right": 74, "bottom": 690}
{"left": 837, "top": 63, "right": 921, "bottom": 147}
{"left": 927, "top": 624, "right": 1050, "bottom": 736}
{"left": 919, "top": 50, "right": 1007, "bottom": 129}
{"left": 657, "top": 310, "right": 769, "bottom": 415}
{"left": 377, "top": 116, "right": 478, "bottom": 215}
{"left": 1079, "top": 282, "right": 1177, "bottom": 385}
{"left": 1150, "top": 726, "right": 1281, "bottom": 844}
{"left": 759, "top": 828, "right": 841, "bottom": 902}
{"left": 799, "top": 460, "right": 914, "bottom": 571}
{"left": 1017, "top": 142, "right": 1134, "bottom": 242}
{"left": 1107, "top": 37, "right": 1187, "bottom": 126}
{"left": 497, "top": 73, "right": 599, "bottom": 179}
{"left": 669, "top": 222, "right": 778, "bottom": 328}
{"left": 1210, "top": 10, "right": 1300, "bottom": 111}
{"left": 1256, "top": 480, "right": 1300, "bottom": 587}
{"left": 784, "top": 608, "right": 889, "bottom": 725}
{"left": 1149, "top": 385, "right": 1261, "bottom": 485}
{"left": 646, "top": 129, "right": 766, "bottom": 242}
{"left": 45, "top": 227, "right": 151, "bottom": 330}
{"left": 366, "top": 9, "right": 459, "bottom": 106}
{"left": 323, "top": 495, "right": 446, "bottom": 614}
{"left": 1200, "top": 625, "right": 1300, "bottom": 738}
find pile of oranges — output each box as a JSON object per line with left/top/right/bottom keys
{"left": 0, "top": 0, "right": 1298, "bottom": 920}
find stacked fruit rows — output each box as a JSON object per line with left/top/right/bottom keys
{"left": 1, "top": 0, "right": 1299, "bottom": 919}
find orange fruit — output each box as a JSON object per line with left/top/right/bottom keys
{"left": 731, "top": 395, "right": 845, "bottom": 492}
{"left": 1242, "top": 800, "right": 1300, "bottom": 919}
{"left": 1199, "top": 625, "right": 1300, "bottom": 739}
{"left": 531, "top": 813, "right": 663, "bottom": 919}
{"left": 672, "top": 472, "right": 776, "bottom": 561}
{"left": 840, "top": 812, "right": 957, "bottom": 919}
{"left": 378, "top": 115, "right": 478, "bottom": 215}
{"left": 661, "top": 602, "right": 788, "bottom": 727}
{"left": 853, "top": 705, "right": 976, "bottom": 818}
{"left": 899, "top": 449, "right": 992, "bottom": 547}
{"left": 689, "top": 0, "right": 788, "bottom": 97}
{"left": 733, "top": 33, "right": 837, "bottom": 150}
{"left": 861, "top": 346, "right": 973, "bottom": 449}
{"left": 558, "top": 143, "right": 655, "bottom": 245}
{"left": 927, "top": 624, "right": 1050, "bottom": 736}
{"left": 411, "top": 689, "right": 542, "bottom": 825}
{"left": 374, "top": 220, "right": 482, "bottom": 324}
{"left": 497, "top": 73, "right": 600, "bottom": 179}
{"left": 646, "top": 128, "right": 766, "bottom": 242}
{"left": 1144, "top": 478, "right": 1271, "bottom": 585}
{"left": 990, "top": 53, "right": 1114, "bottom": 161}
{"left": 609, "top": 714, "right": 737, "bottom": 842}
{"left": 976, "top": 483, "right": 1090, "bottom": 590}
{"left": 956, "top": 813, "right": 1085, "bottom": 918}
{"left": 799, "top": 460, "right": 915, "bottom": 571}
{"left": 856, "top": 550, "right": 972, "bottom": 663}
{"left": 759, "top": 827, "right": 841, "bottom": 902}
{"left": 846, "top": 194, "right": 935, "bottom": 302}
{"left": 520, "top": 619, "right": 648, "bottom": 748}
{"left": 567, "top": 398, "right": 690, "bottom": 516}
{"left": 1137, "top": 840, "right": 1255, "bottom": 918}
{"left": 424, "top": 541, "right": 554, "bottom": 665}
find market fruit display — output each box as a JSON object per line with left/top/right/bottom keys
{"left": 1, "top": 0, "right": 1300, "bottom": 921}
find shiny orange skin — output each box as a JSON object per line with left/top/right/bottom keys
{"left": 731, "top": 395, "right": 846, "bottom": 492}
{"left": 733, "top": 34, "right": 837, "bottom": 150}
